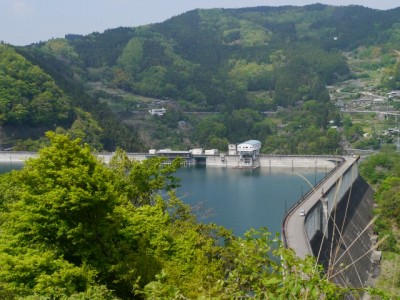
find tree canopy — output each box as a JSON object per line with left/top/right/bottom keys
{"left": 0, "top": 44, "right": 73, "bottom": 126}
{"left": 360, "top": 150, "right": 400, "bottom": 253}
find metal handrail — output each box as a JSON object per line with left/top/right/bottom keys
{"left": 281, "top": 156, "right": 346, "bottom": 248}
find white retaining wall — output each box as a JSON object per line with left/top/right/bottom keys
{"left": 0, "top": 152, "right": 37, "bottom": 163}
{"left": 304, "top": 161, "right": 359, "bottom": 240}
{"left": 204, "top": 155, "right": 337, "bottom": 169}
{"left": 0, "top": 152, "right": 338, "bottom": 170}
{"left": 259, "top": 156, "right": 337, "bottom": 169}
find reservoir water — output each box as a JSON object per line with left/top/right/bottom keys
{"left": 0, "top": 163, "right": 326, "bottom": 237}
{"left": 175, "top": 166, "right": 326, "bottom": 236}
{"left": 0, "top": 162, "right": 23, "bottom": 173}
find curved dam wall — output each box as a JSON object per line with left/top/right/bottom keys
{"left": 309, "top": 176, "right": 374, "bottom": 289}
{"left": 283, "top": 156, "right": 375, "bottom": 290}
{"left": 305, "top": 159, "right": 359, "bottom": 243}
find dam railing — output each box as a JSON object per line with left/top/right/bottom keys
{"left": 281, "top": 156, "right": 346, "bottom": 249}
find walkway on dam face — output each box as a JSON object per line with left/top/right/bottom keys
{"left": 282, "top": 156, "right": 358, "bottom": 259}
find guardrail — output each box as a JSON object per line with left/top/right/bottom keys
{"left": 281, "top": 156, "right": 346, "bottom": 248}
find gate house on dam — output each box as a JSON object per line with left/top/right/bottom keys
{"left": 146, "top": 140, "right": 263, "bottom": 168}
{"left": 236, "top": 140, "right": 261, "bottom": 168}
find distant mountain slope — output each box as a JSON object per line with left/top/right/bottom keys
{"left": 0, "top": 44, "right": 73, "bottom": 127}
{"left": 13, "top": 42, "right": 144, "bottom": 152}
{"left": 0, "top": 42, "right": 144, "bottom": 151}
{"left": 42, "top": 4, "right": 400, "bottom": 110}
{"left": 4, "top": 4, "right": 400, "bottom": 151}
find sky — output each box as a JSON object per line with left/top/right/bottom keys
{"left": 1, "top": 0, "right": 400, "bottom": 46}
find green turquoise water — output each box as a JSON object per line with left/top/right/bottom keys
{"left": 175, "top": 166, "right": 325, "bottom": 236}
{"left": 0, "top": 163, "right": 325, "bottom": 236}
{"left": 0, "top": 162, "right": 23, "bottom": 173}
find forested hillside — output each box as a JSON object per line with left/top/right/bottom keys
{"left": 3, "top": 4, "right": 400, "bottom": 151}
{"left": 0, "top": 42, "right": 143, "bottom": 151}
{"left": 60, "top": 5, "right": 351, "bottom": 110}
{"left": 360, "top": 148, "right": 400, "bottom": 295}
{"left": 0, "top": 45, "right": 72, "bottom": 127}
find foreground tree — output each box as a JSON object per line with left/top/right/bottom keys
{"left": 0, "top": 133, "right": 386, "bottom": 299}
{"left": 0, "top": 132, "right": 176, "bottom": 298}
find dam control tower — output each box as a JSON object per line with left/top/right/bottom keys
{"left": 236, "top": 140, "right": 261, "bottom": 168}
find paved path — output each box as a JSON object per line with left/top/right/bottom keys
{"left": 283, "top": 156, "right": 358, "bottom": 259}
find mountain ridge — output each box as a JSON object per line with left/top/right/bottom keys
{"left": 2, "top": 4, "right": 400, "bottom": 152}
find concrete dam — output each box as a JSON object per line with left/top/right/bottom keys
{"left": 0, "top": 151, "right": 376, "bottom": 290}
{"left": 282, "top": 156, "right": 377, "bottom": 290}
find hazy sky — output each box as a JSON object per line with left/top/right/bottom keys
{"left": 1, "top": 0, "right": 399, "bottom": 46}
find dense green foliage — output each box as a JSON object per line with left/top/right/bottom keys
{"left": 14, "top": 44, "right": 144, "bottom": 152}
{"left": 58, "top": 6, "right": 353, "bottom": 110}
{"left": 0, "top": 44, "right": 106, "bottom": 151}
{"left": 0, "top": 45, "right": 73, "bottom": 126}
{"left": 0, "top": 133, "right": 382, "bottom": 299}
{"left": 263, "top": 100, "right": 341, "bottom": 154}
{"left": 359, "top": 150, "right": 400, "bottom": 294}
{"left": 360, "top": 150, "right": 400, "bottom": 253}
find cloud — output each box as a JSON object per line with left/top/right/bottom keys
{"left": 9, "top": 0, "right": 34, "bottom": 17}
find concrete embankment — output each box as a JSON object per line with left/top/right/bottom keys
{"left": 281, "top": 155, "right": 376, "bottom": 294}
{"left": 0, "top": 152, "right": 148, "bottom": 164}
{"left": 310, "top": 176, "right": 375, "bottom": 289}
{"left": 0, "top": 152, "right": 37, "bottom": 163}
{"left": 97, "top": 153, "right": 148, "bottom": 164}
{"left": 0, "top": 151, "right": 339, "bottom": 171}
{"left": 259, "top": 155, "right": 337, "bottom": 169}
{"left": 205, "top": 154, "right": 338, "bottom": 169}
